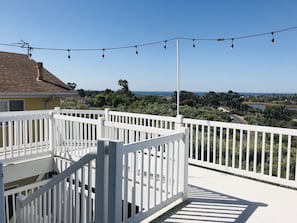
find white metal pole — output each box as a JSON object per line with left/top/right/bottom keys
{"left": 176, "top": 39, "right": 180, "bottom": 116}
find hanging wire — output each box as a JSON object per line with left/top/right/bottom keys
{"left": 0, "top": 26, "right": 296, "bottom": 55}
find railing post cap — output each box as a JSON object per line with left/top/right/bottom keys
{"left": 176, "top": 114, "right": 184, "bottom": 119}
{"left": 176, "top": 114, "right": 184, "bottom": 129}
{"left": 104, "top": 108, "right": 110, "bottom": 121}
{"left": 176, "top": 114, "right": 184, "bottom": 123}
{"left": 54, "top": 107, "right": 61, "bottom": 112}
{"left": 16, "top": 194, "right": 25, "bottom": 202}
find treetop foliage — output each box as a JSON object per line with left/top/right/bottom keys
{"left": 61, "top": 79, "right": 297, "bottom": 128}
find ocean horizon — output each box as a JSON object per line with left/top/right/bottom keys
{"left": 133, "top": 91, "right": 297, "bottom": 97}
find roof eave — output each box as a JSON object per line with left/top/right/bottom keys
{"left": 0, "top": 92, "right": 78, "bottom": 98}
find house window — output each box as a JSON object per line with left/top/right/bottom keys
{"left": 9, "top": 100, "right": 24, "bottom": 111}
{"left": 0, "top": 100, "right": 24, "bottom": 112}
{"left": 0, "top": 101, "right": 8, "bottom": 112}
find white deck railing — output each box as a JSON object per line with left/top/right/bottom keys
{"left": 53, "top": 114, "right": 102, "bottom": 158}
{"left": 183, "top": 118, "right": 297, "bottom": 188}
{"left": 107, "top": 110, "right": 177, "bottom": 130}
{"left": 100, "top": 109, "right": 297, "bottom": 188}
{"left": 1, "top": 108, "right": 297, "bottom": 188}
{"left": 1, "top": 108, "right": 297, "bottom": 222}
{"left": 0, "top": 110, "right": 53, "bottom": 164}
{"left": 60, "top": 108, "right": 105, "bottom": 119}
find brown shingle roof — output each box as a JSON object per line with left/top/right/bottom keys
{"left": 0, "top": 52, "right": 76, "bottom": 97}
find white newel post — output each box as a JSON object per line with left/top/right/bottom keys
{"left": 49, "top": 107, "right": 61, "bottom": 153}
{"left": 176, "top": 114, "right": 189, "bottom": 201}
{"left": 97, "top": 117, "right": 105, "bottom": 139}
{"left": 49, "top": 111, "right": 55, "bottom": 153}
{"left": 16, "top": 195, "right": 25, "bottom": 223}
{"left": 95, "top": 140, "right": 106, "bottom": 222}
{"left": 53, "top": 107, "right": 61, "bottom": 114}
{"left": 96, "top": 140, "right": 123, "bottom": 223}
{"left": 0, "top": 163, "right": 5, "bottom": 223}
{"left": 107, "top": 141, "right": 123, "bottom": 223}
{"left": 176, "top": 114, "right": 184, "bottom": 130}
{"left": 182, "top": 127, "right": 189, "bottom": 201}
{"left": 104, "top": 108, "right": 110, "bottom": 121}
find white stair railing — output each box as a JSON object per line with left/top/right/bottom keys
{"left": 4, "top": 179, "right": 50, "bottom": 223}
{"left": 16, "top": 151, "right": 99, "bottom": 223}
{"left": 15, "top": 126, "right": 188, "bottom": 223}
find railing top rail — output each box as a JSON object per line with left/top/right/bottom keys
{"left": 123, "top": 131, "right": 185, "bottom": 154}
{"left": 0, "top": 110, "right": 52, "bottom": 122}
{"left": 184, "top": 117, "right": 297, "bottom": 136}
{"left": 0, "top": 109, "right": 53, "bottom": 117}
{"left": 53, "top": 113, "right": 102, "bottom": 125}
{"left": 105, "top": 121, "right": 175, "bottom": 135}
{"left": 19, "top": 152, "right": 97, "bottom": 207}
{"left": 4, "top": 179, "right": 51, "bottom": 196}
{"left": 60, "top": 109, "right": 105, "bottom": 115}
{"left": 108, "top": 110, "right": 177, "bottom": 122}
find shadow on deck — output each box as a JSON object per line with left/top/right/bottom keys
{"left": 151, "top": 184, "right": 266, "bottom": 223}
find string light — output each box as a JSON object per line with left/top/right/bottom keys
{"left": 271, "top": 32, "right": 275, "bottom": 44}
{"left": 67, "top": 49, "right": 71, "bottom": 59}
{"left": 102, "top": 49, "right": 105, "bottom": 59}
{"left": 0, "top": 26, "right": 296, "bottom": 57}
{"left": 164, "top": 40, "right": 167, "bottom": 49}
{"left": 230, "top": 38, "right": 234, "bottom": 49}
{"left": 28, "top": 47, "right": 32, "bottom": 58}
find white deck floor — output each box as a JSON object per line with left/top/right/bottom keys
{"left": 152, "top": 165, "right": 297, "bottom": 223}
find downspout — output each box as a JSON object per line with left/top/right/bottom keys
{"left": 44, "top": 96, "right": 53, "bottom": 109}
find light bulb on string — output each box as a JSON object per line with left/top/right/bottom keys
{"left": 28, "top": 47, "right": 32, "bottom": 58}
{"left": 102, "top": 49, "right": 105, "bottom": 59}
{"left": 230, "top": 38, "right": 234, "bottom": 49}
{"left": 164, "top": 40, "right": 167, "bottom": 49}
{"left": 271, "top": 32, "right": 275, "bottom": 45}
{"left": 67, "top": 49, "right": 71, "bottom": 59}
{"left": 192, "top": 39, "right": 196, "bottom": 48}
{"left": 135, "top": 46, "right": 138, "bottom": 55}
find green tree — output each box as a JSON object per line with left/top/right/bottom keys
{"left": 118, "top": 79, "right": 129, "bottom": 93}
{"left": 67, "top": 82, "right": 77, "bottom": 90}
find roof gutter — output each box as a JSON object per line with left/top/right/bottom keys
{"left": 0, "top": 92, "right": 78, "bottom": 98}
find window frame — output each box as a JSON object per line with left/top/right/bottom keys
{"left": 0, "top": 100, "right": 25, "bottom": 112}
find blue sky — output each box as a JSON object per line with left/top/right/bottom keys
{"left": 1, "top": 0, "right": 297, "bottom": 93}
